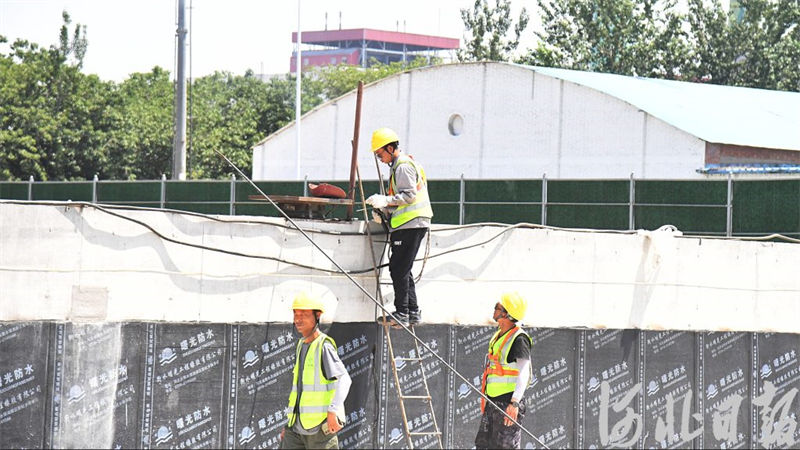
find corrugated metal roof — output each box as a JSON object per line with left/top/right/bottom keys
{"left": 527, "top": 65, "right": 800, "bottom": 152}
{"left": 697, "top": 163, "right": 800, "bottom": 174}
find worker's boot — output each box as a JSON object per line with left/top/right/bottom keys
{"left": 377, "top": 311, "right": 409, "bottom": 329}
{"left": 409, "top": 310, "right": 422, "bottom": 325}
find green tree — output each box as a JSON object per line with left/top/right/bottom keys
{"left": 0, "top": 12, "right": 113, "bottom": 181}
{"left": 309, "top": 57, "right": 436, "bottom": 100}
{"left": 104, "top": 67, "right": 174, "bottom": 179}
{"left": 0, "top": 38, "right": 48, "bottom": 180}
{"left": 259, "top": 74, "right": 297, "bottom": 136}
{"left": 458, "top": 0, "right": 529, "bottom": 61}
{"left": 521, "top": 0, "right": 689, "bottom": 78}
{"left": 683, "top": 0, "right": 800, "bottom": 91}
{"left": 188, "top": 71, "right": 279, "bottom": 179}
{"left": 519, "top": 0, "right": 800, "bottom": 91}
{"left": 58, "top": 11, "right": 87, "bottom": 69}
{"left": 0, "top": 14, "right": 445, "bottom": 182}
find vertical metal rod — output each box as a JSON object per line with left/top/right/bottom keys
{"left": 229, "top": 174, "right": 236, "bottom": 216}
{"left": 629, "top": 172, "right": 635, "bottom": 231}
{"left": 92, "top": 174, "right": 98, "bottom": 203}
{"left": 459, "top": 174, "right": 465, "bottom": 225}
{"left": 726, "top": 172, "right": 733, "bottom": 237}
{"left": 374, "top": 155, "right": 385, "bottom": 196}
{"left": 541, "top": 173, "right": 548, "bottom": 226}
{"left": 353, "top": 163, "right": 391, "bottom": 448}
{"left": 303, "top": 174, "right": 308, "bottom": 197}
{"left": 28, "top": 175, "right": 33, "bottom": 200}
{"left": 347, "top": 81, "right": 364, "bottom": 219}
{"left": 295, "top": 0, "right": 302, "bottom": 180}
{"left": 160, "top": 174, "right": 166, "bottom": 209}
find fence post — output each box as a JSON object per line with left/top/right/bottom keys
{"left": 541, "top": 173, "right": 547, "bottom": 226}
{"left": 229, "top": 174, "right": 236, "bottom": 216}
{"left": 629, "top": 172, "right": 635, "bottom": 231}
{"left": 92, "top": 174, "right": 98, "bottom": 203}
{"left": 28, "top": 175, "right": 34, "bottom": 201}
{"left": 160, "top": 174, "right": 166, "bottom": 209}
{"left": 459, "top": 174, "right": 465, "bottom": 225}
{"left": 726, "top": 172, "right": 733, "bottom": 237}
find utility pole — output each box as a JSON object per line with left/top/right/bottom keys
{"left": 173, "top": 0, "right": 188, "bottom": 180}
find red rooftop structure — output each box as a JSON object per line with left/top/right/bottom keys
{"left": 290, "top": 28, "right": 460, "bottom": 71}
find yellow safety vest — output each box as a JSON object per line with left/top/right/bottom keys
{"left": 388, "top": 154, "right": 433, "bottom": 229}
{"left": 480, "top": 326, "right": 531, "bottom": 412}
{"left": 287, "top": 333, "right": 338, "bottom": 429}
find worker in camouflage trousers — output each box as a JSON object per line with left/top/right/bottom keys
{"left": 280, "top": 293, "right": 351, "bottom": 449}
{"left": 475, "top": 292, "right": 533, "bottom": 449}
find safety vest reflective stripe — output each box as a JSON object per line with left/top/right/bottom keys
{"left": 286, "top": 333, "right": 338, "bottom": 429}
{"left": 486, "top": 376, "right": 519, "bottom": 385}
{"left": 395, "top": 200, "right": 430, "bottom": 215}
{"left": 301, "top": 383, "right": 337, "bottom": 392}
{"left": 298, "top": 405, "right": 330, "bottom": 414}
{"left": 389, "top": 156, "right": 433, "bottom": 228}
{"left": 481, "top": 326, "right": 530, "bottom": 412}
{"left": 290, "top": 384, "right": 336, "bottom": 393}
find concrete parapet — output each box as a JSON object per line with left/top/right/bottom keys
{"left": 1, "top": 201, "right": 799, "bottom": 332}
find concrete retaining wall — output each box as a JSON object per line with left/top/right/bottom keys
{"left": 2, "top": 202, "right": 800, "bottom": 448}
{"left": 2, "top": 201, "right": 799, "bottom": 333}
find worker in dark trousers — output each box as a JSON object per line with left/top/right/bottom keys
{"left": 366, "top": 127, "right": 433, "bottom": 329}
{"left": 475, "top": 292, "right": 532, "bottom": 449}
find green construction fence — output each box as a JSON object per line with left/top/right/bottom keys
{"left": 1, "top": 177, "right": 798, "bottom": 238}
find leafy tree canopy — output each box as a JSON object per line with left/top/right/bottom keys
{"left": 517, "top": 0, "right": 800, "bottom": 91}
{"left": 459, "top": 0, "right": 529, "bottom": 61}
{"left": 0, "top": 11, "right": 440, "bottom": 181}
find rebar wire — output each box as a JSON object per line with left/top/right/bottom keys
{"left": 210, "top": 149, "right": 548, "bottom": 448}
{"left": 413, "top": 230, "right": 431, "bottom": 284}
{"left": 354, "top": 164, "right": 393, "bottom": 447}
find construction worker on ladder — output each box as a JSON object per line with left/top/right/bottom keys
{"left": 475, "top": 292, "right": 533, "bottom": 449}
{"left": 280, "top": 292, "right": 352, "bottom": 449}
{"left": 366, "top": 127, "right": 433, "bottom": 329}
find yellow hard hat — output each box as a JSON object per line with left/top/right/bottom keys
{"left": 291, "top": 292, "right": 325, "bottom": 314}
{"left": 371, "top": 127, "right": 399, "bottom": 152}
{"left": 500, "top": 292, "right": 527, "bottom": 322}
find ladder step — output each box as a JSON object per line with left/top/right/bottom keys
{"left": 395, "top": 356, "right": 423, "bottom": 361}
{"left": 401, "top": 395, "right": 431, "bottom": 400}
{"left": 408, "top": 431, "right": 442, "bottom": 436}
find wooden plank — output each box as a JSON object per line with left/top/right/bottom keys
{"left": 247, "top": 194, "right": 353, "bottom": 206}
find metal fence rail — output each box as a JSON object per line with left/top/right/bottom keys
{"left": 1, "top": 175, "right": 799, "bottom": 239}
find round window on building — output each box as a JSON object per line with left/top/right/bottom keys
{"left": 448, "top": 114, "right": 464, "bottom": 136}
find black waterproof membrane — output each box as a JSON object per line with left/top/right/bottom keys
{"left": 0, "top": 323, "right": 50, "bottom": 448}
{"left": 0, "top": 322, "right": 798, "bottom": 449}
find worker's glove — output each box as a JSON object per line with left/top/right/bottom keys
{"left": 371, "top": 210, "right": 383, "bottom": 224}
{"left": 366, "top": 194, "right": 390, "bottom": 209}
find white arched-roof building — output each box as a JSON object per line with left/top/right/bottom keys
{"left": 252, "top": 62, "right": 800, "bottom": 180}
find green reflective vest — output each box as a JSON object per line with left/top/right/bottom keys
{"left": 482, "top": 327, "right": 531, "bottom": 400}
{"left": 287, "top": 333, "right": 337, "bottom": 429}
{"left": 388, "top": 154, "right": 433, "bottom": 229}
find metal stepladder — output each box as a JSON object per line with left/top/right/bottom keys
{"left": 349, "top": 77, "right": 441, "bottom": 448}
{"left": 360, "top": 191, "right": 442, "bottom": 449}
{"left": 380, "top": 317, "right": 443, "bottom": 449}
